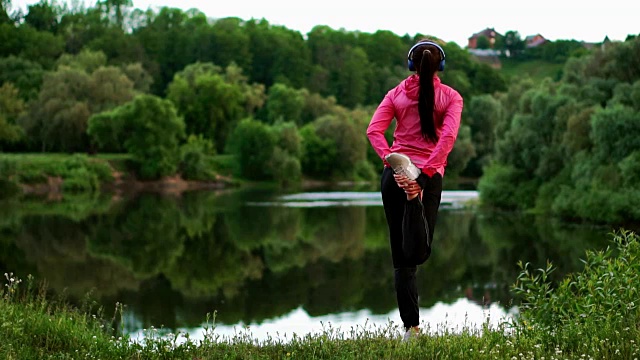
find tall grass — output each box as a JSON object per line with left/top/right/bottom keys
{"left": 1, "top": 230, "right": 639, "bottom": 359}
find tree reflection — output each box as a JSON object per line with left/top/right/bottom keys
{"left": 0, "top": 190, "right": 615, "bottom": 332}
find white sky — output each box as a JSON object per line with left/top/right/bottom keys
{"left": 12, "top": 0, "right": 640, "bottom": 47}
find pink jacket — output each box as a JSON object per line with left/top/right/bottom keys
{"left": 366, "top": 74, "right": 463, "bottom": 177}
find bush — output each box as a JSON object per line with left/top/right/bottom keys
{"left": 513, "top": 230, "right": 640, "bottom": 353}
{"left": 179, "top": 135, "right": 217, "bottom": 181}
{"left": 478, "top": 163, "right": 538, "bottom": 210}
{"left": 226, "top": 118, "right": 276, "bottom": 181}
{"left": 61, "top": 167, "right": 100, "bottom": 192}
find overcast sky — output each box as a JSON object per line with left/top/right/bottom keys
{"left": 12, "top": 0, "right": 640, "bottom": 47}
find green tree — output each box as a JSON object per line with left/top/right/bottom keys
{"left": 0, "top": 0, "right": 16, "bottom": 24}
{"left": 502, "top": 30, "right": 525, "bottom": 58}
{"left": 226, "top": 118, "right": 276, "bottom": 181}
{"left": 464, "top": 94, "right": 504, "bottom": 176}
{"left": 268, "top": 121, "right": 302, "bottom": 186}
{"left": 0, "top": 82, "right": 24, "bottom": 147}
{"left": 88, "top": 94, "right": 185, "bottom": 179}
{"left": 0, "top": 56, "right": 44, "bottom": 100}
{"left": 166, "top": 62, "right": 247, "bottom": 153}
{"left": 24, "top": 0, "right": 60, "bottom": 33}
{"left": 301, "top": 114, "right": 366, "bottom": 180}
{"left": 265, "top": 83, "right": 304, "bottom": 124}
{"left": 21, "top": 65, "right": 134, "bottom": 152}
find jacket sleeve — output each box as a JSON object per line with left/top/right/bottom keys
{"left": 422, "top": 92, "right": 463, "bottom": 176}
{"left": 366, "top": 93, "right": 395, "bottom": 162}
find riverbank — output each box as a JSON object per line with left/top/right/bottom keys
{"left": 0, "top": 153, "right": 237, "bottom": 198}
{"left": 1, "top": 230, "right": 638, "bottom": 359}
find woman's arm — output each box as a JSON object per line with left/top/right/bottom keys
{"left": 366, "top": 94, "right": 395, "bottom": 162}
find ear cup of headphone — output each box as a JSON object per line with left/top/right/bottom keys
{"left": 408, "top": 59, "right": 415, "bottom": 71}
{"left": 439, "top": 59, "right": 445, "bottom": 72}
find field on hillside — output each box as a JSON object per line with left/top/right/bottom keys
{"left": 499, "top": 58, "right": 565, "bottom": 81}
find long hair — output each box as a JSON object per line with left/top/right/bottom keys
{"left": 410, "top": 39, "right": 443, "bottom": 143}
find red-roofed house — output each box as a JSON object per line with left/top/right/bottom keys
{"left": 468, "top": 28, "right": 502, "bottom": 49}
{"left": 525, "top": 34, "right": 548, "bottom": 48}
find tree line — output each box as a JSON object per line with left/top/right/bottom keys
{"left": 0, "top": 0, "right": 507, "bottom": 185}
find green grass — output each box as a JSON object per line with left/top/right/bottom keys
{"left": 499, "top": 58, "right": 565, "bottom": 82}
{"left": 1, "top": 230, "right": 640, "bottom": 359}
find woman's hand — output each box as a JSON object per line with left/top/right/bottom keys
{"left": 393, "top": 173, "right": 422, "bottom": 198}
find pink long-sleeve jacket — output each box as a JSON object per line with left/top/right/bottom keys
{"left": 366, "top": 74, "right": 463, "bottom": 177}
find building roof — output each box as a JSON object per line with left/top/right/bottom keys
{"left": 469, "top": 27, "right": 501, "bottom": 40}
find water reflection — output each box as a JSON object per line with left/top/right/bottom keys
{"left": 0, "top": 188, "right": 611, "bottom": 340}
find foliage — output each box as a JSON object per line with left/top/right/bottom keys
{"left": 513, "top": 230, "right": 640, "bottom": 354}
{"left": 264, "top": 83, "right": 305, "bottom": 124}
{"left": 0, "top": 82, "right": 24, "bottom": 148}
{"left": 0, "top": 153, "right": 113, "bottom": 194}
{"left": 268, "top": 121, "right": 303, "bottom": 186}
{"left": 0, "top": 55, "right": 44, "bottom": 100}
{"left": 20, "top": 64, "right": 135, "bottom": 152}
{"left": 167, "top": 62, "right": 261, "bottom": 153}
{"left": 481, "top": 36, "right": 640, "bottom": 224}
{"left": 179, "top": 134, "right": 217, "bottom": 181}
{"left": 88, "top": 94, "right": 185, "bottom": 179}
{"left": 226, "top": 118, "right": 276, "bottom": 181}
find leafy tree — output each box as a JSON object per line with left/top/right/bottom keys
{"left": 166, "top": 62, "right": 248, "bottom": 153}
{"left": 21, "top": 65, "right": 134, "bottom": 152}
{"left": 268, "top": 121, "right": 302, "bottom": 186}
{"left": 88, "top": 94, "right": 185, "bottom": 179}
{"left": 121, "top": 62, "right": 153, "bottom": 93}
{"left": 464, "top": 94, "right": 504, "bottom": 176}
{"left": 179, "top": 134, "right": 216, "bottom": 181}
{"left": 0, "top": 55, "right": 44, "bottom": 100}
{"left": 56, "top": 49, "right": 107, "bottom": 72}
{"left": 502, "top": 30, "right": 525, "bottom": 58}
{"left": 0, "top": 0, "right": 15, "bottom": 24}
{"left": 96, "top": 0, "right": 133, "bottom": 28}
{"left": 132, "top": 7, "right": 193, "bottom": 94}
{"left": 301, "top": 114, "right": 366, "bottom": 180}
{"left": 264, "top": 83, "right": 304, "bottom": 124}
{"left": 25, "top": 0, "right": 60, "bottom": 33}
{"left": 591, "top": 105, "right": 640, "bottom": 163}
{"left": 0, "top": 82, "right": 24, "bottom": 147}
{"left": 209, "top": 17, "right": 252, "bottom": 71}
{"left": 245, "top": 19, "right": 310, "bottom": 89}
{"left": 226, "top": 118, "right": 276, "bottom": 181}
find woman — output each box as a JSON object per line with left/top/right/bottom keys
{"left": 366, "top": 39, "right": 463, "bottom": 341}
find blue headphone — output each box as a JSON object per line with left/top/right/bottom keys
{"left": 407, "top": 41, "right": 446, "bottom": 72}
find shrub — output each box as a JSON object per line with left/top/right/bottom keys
{"left": 513, "top": 230, "right": 640, "bottom": 352}
{"left": 179, "top": 135, "right": 217, "bottom": 181}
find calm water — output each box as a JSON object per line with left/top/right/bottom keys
{"left": 0, "top": 187, "right": 611, "bottom": 341}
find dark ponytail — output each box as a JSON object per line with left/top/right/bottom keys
{"left": 412, "top": 42, "right": 441, "bottom": 143}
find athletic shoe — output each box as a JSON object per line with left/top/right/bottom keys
{"left": 402, "top": 327, "right": 420, "bottom": 342}
{"left": 385, "top": 153, "right": 421, "bottom": 180}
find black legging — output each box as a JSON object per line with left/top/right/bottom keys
{"left": 380, "top": 166, "right": 442, "bottom": 329}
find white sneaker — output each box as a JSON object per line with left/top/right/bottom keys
{"left": 402, "top": 327, "right": 419, "bottom": 342}
{"left": 385, "top": 153, "right": 421, "bottom": 180}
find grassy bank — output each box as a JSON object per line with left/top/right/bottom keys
{"left": 1, "top": 230, "right": 639, "bottom": 359}
{"left": 0, "top": 153, "right": 238, "bottom": 198}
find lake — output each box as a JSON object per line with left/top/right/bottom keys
{"left": 0, "top": 186, "right": 612, "bottom": 342}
